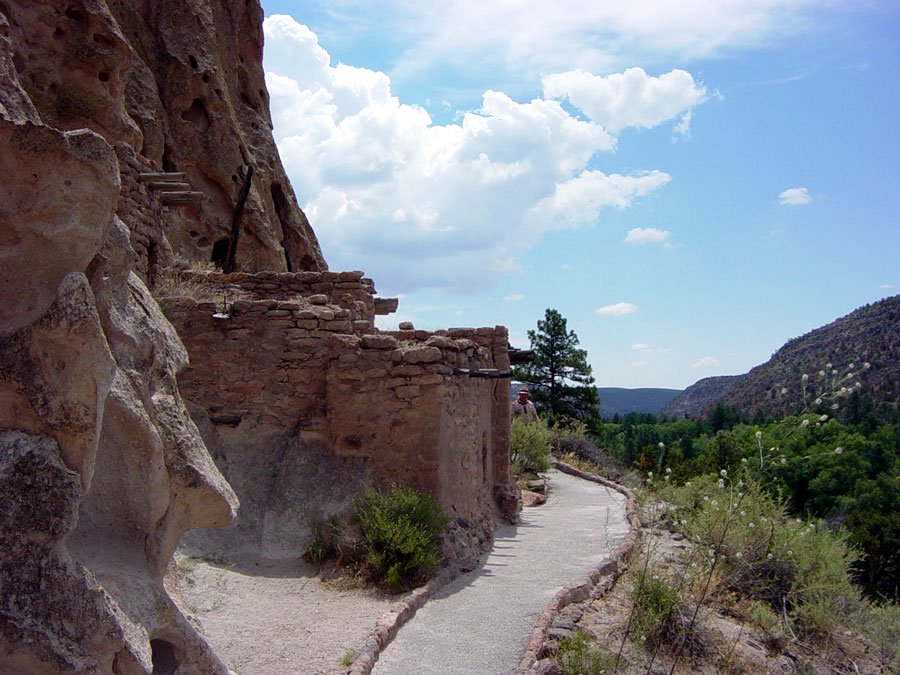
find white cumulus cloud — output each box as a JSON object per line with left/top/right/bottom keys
{"left": 632, "top": 343, "right": 671, "bottom": 353}
{"left": 778, "top": 187, "right": 812, "bottom": 206}
{"left": 263, "top": 15, "right": 692, "bottom": 295}
{"left": 504, "top": 293, "right": 524, "bottom": 302}
{"left": 625, "top": 227, "right": 672, "bottom": 245}
{"left": 595, "top": 302, "right": 638, "bottom": 316}
{"left": 692, "top": 356, "right": 720, "bottom": 368}
{"left": 543, "top": 67, "right": 706, "bottom": 134}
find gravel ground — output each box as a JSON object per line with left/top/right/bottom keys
{"left": 176, "top": 556, "right": 396, "bottom": 675}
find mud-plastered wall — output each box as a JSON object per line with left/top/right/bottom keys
{"left": 164, "top": 275, "right": 516, "bottom": 564}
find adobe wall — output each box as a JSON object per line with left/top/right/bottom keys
{"left": 164, "top": 272, "right": 516, "bottom": 564}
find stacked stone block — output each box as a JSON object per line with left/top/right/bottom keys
{"left": 164, "top": 270, "right": 517, "bottom": 563}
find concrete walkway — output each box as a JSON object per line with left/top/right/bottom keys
{"left": 371, "top": 469, "right": 629, "bottom": 675}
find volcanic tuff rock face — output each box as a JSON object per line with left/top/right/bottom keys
{"left": 0, "top": 0, "right": 331, "bottom": 671}
{"left": 4, "top": 0, "right": 325, "bottom": 276}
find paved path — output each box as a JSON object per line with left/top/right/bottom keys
{"left": 371, "top": 469, "right": 629, "bottom": 675}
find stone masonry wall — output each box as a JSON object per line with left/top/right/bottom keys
{"left": 164, "top": 271, "right": 515, "bottom": 563}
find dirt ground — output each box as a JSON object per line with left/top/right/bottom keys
{"left": 172, "top": 553, "right": 396, "bottom": 675}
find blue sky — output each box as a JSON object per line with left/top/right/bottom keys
{"left": 259, "top": 0, "right": 898, "bottom": 389}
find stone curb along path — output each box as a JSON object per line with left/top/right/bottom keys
{"left": 346, "top": 566, "right": 463, "bottom": 675}
{"left": 516, "top": 461, "right": 641, "bottom": 674}
{"left": 346, "top": 461, "right": 640, "bottom": 675}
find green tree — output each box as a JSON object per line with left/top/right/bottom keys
{"left": 512, "top": 308, "right": 599, "bottom": 420}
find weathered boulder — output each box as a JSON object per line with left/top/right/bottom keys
{"left": 0, "top": 122, "right": 119, "bottom": 333}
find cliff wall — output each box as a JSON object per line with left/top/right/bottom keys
{"left": 0, "top": 0, "right": 517, "bottom": 671}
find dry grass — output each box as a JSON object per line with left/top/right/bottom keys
{"left": 152, "top": 267, "right": 250, "bottom": 304}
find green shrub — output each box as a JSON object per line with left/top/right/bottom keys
{"left": 510, "top": 417, "right": 552, "bottom": 474}
{"left": 557, "top": 629, "right": 614, "bottom": 675}
{"left": 353, "top": 484, "right": 449, "bottom": 592}
{"left": 303, "top": 515, "right": 344, "bottom": 563}
{"left": 629, "top": 568, "right": 699, "bottom": 653}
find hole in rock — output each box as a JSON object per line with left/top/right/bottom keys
{"left": 180, "top": 98, "right": 210, "bottom": 132}
{"left": 98, "top": 71, "right": 109, "bottom": 82}
{"left": 150, "top": 639, "right": 178, "bottom": 675}
{"left": 211, "top": 238, "right": 230, "bottom": 268}
{"left": 202, "top": 73, "right": 209, "bottom": 83}
{"left": 161, "top": 144, "right": 175, "bottom": 172}
{"left": 92, "top": 33, "right": 115, "bottom": 48}
{"left": 65, "top": 6, "right": 86, "bottom": 22}
{"left": 188, "top": 55, "right": 198, "bottom": 69}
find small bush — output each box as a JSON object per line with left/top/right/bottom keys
{"left": 557, "top": 629, "right": 614, "bottom": 675}
{"left": 629, "top": 568, "right": 705, "bottom": 655}
{"left": 861, "top": 602, "right": 900, "bottom": 669}
{"left": 510, "top": 417, "right": 552, "bottom": 474}
{"left": 353, "top": 484, "right": 449, "bottom": 592}
{"left": 303, "top": 516, "right": 345, "bottom": 564}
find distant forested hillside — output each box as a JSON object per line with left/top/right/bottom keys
{"left": 597, "top": 387, "right": 682, "bottom": 417}
{"left": 660, "top": 376, "right": 743, "bottom": 419}
{"left": 663, "top": 296, "right": 900, "bottom": 422}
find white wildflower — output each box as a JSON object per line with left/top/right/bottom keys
{"left": 740, "top": 511, "right": 747, "bottom": 517}
{"left": 686, "top": 481, "right": 691, "bottom": 488}
{"left": 781, "top": 387, "right": 788, "bottom": 394}
{"left": 658, "top": 442, "right": 665, "bottom": 449}
{"left": 781, "top": 457, "right": 787, "bottom": 464}
{"left": 801, "top": 419, "right": 810, "bottom": 427}
{"left": 802, "top": 373, "right": 809, "bottom": 381}
{"left": 826, "top": 362, "right": 832, "bottom": 369}
{"left": 648, "top": 471, "right": 653, "bottom": 477}
{"left": 749, "top": 522, "right": 755, "bottom": 529}
{"left": 819, "top": 371, "right": 826, "bottom": 378}
{"left": 849, "top": 363, "right": 855, "bottom": 369}
{"left": 787, "top": 550, "right": 793, "bottom": 557}
{"left": 742, "top": 458, "right": 748, "bottom": 464}
{"left": 736, "top": 552, "right": 742, "bottom": 559}
{"left": 864, "top": 362, "right": 871, "bottom": 369}
{"left": 835, "top": 447, "right": 843, "bottom": 455}
{"left": 767, "top": 553, "right": 774, "bottom": 560}
{"left": 666, "top": 467, "right": 672, "bottom": 473}
{"left": 720, "top": 469, "right": 728, "bottom": 477}
{"left": 815, "top": 397, "right": 823, "bottom": 405}
{"left": 832, "top": 403, "right": 839, "bottom": 410}
{"left": 819, "top": 414, "right": 828, "bottom": 422}
{"left": 718, "top": 479, "right": 725, "bottom": 488}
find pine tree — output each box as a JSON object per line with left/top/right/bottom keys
{"left": 512, "top": 308, "right": 599, "bottom": 420}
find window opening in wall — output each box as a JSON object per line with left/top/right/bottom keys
{"left": 211, "top": 238, "right": 230, "bottom": 269}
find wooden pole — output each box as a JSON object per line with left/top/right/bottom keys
{"left": 223, "top": 165, "right": 253, "bottom": 274}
